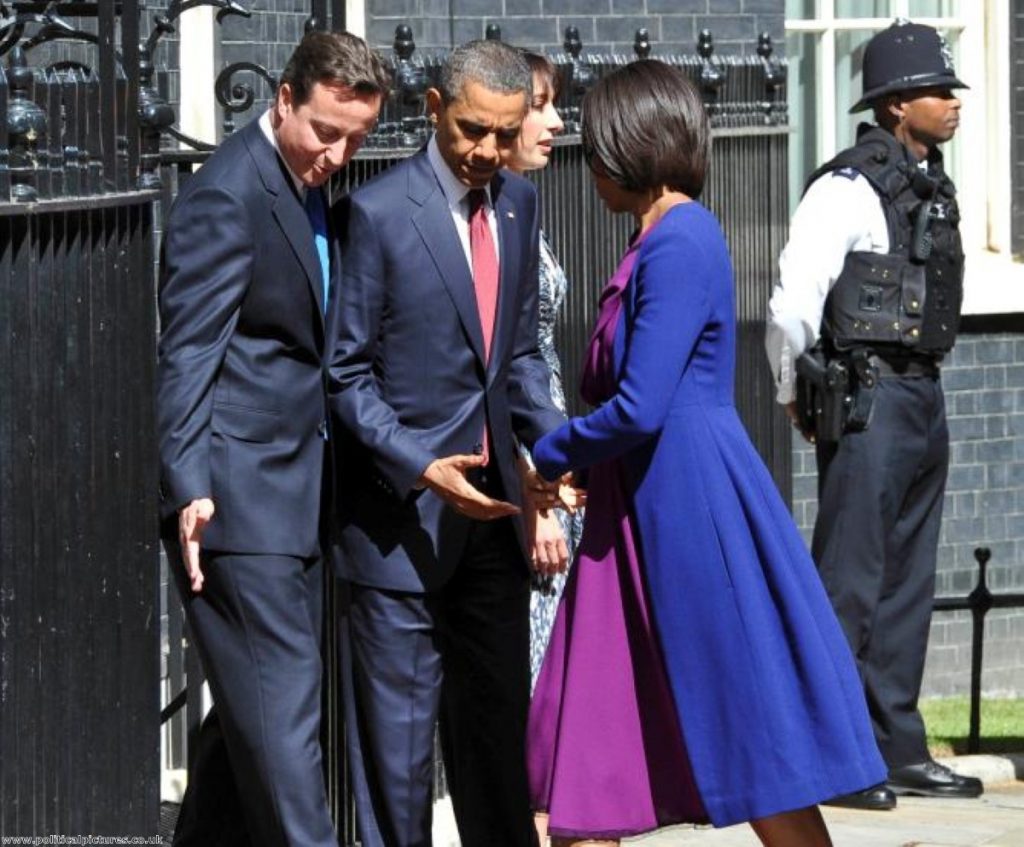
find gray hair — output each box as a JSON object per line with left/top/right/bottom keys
{"left": 439, "top": 40, "right": 533, "bottom": 104}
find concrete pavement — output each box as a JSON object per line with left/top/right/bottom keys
{"left": 628, "top": 756, "right": 1024, "bottom": 847}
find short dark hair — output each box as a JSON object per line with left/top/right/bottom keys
{"left": 280, "top": 31, "right": 391, "bottom": 107}
{"left": 520, "top": 49, "right": 560, "bottom": 101}
{"left": 581, "top": 60, "right": 709, "bottom": 198}
{"left": 439, "top": 40, "right": 532, "bottom": 105}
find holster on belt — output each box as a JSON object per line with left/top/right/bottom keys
{"left": 845, "top": 348, "right": 879, "bottom": 433}
{"left": 795, "top": 347, "right": 850, "bottom": 443}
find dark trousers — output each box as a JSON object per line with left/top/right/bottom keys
{"left": 342, "top": 517, "right": 536, "bottom": 847}
{"left": 812, "top": 375, "right": 948, "bottom": 770}
{"left": 168, "top": 546, "right": 336, "bottom": 847}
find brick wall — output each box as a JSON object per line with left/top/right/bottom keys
{"left": 214, "top": 1, "right": 313, "bottom": 118}
{"left": 365, "top": 0, "right": 785, "bottom": 57}
{"left": 1012, "top": 1, "right": 1024, "bottom": 257}
{"left": 791, "top": 329, "right": 1024, "bottom": 697}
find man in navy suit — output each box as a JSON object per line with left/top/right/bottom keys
{"left": 331, "top": 39, "right": 565, "bottom": 847}
{"left": 157, "top": 31, "right": 389, "bottom": 846}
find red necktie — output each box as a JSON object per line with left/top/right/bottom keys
{"left": 468, "top": 189, "right": 499, "bottom": 359}
{"left": 468, "top": 189, "right": 499, "bottom": 464}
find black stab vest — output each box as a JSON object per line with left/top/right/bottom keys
{"left": 807, "top": 125, "right": 964, "bottom": 355}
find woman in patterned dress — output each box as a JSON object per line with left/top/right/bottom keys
{"left": 508, "top": 52, "right": 585, "bottom": 687}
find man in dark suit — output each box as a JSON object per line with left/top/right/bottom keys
{"left": 330, "top": 39, "right": 565, "bottom": 847}
{"left": 157, "top": 31, "right": 389, "bottom": 846}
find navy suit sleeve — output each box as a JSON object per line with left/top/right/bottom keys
{"left": 329, "top": 198, "right": 437, "bottom": 498}
{"left": 532, "top": 223, "right": 709, "bottom": 480}
{"left": 507, "top": 189, "right": 566, "bottom": 448}
{"left": 157, "top": 185, "right": 253, "bottom": 511}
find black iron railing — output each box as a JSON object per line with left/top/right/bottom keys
{"left": 933, "top": 547, "right": 1024, "bottom": 754}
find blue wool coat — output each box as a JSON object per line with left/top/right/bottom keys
{"left": 533, "top": 202, "right": 886, "bottom": 826}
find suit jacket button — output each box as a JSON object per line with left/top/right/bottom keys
{"left": 472, "top": 443, "right": 484, "bottom": 455}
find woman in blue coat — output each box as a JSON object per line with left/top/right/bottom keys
{"left": 526, "top": 60, "right": 886, "bottom": 846}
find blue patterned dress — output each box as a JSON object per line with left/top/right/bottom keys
{"left": 529, "top": 232, "right": 584, "bottom": 686}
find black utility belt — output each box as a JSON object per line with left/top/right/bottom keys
{"left": 867, "top": 353, "right": 941, "bottom": 378}
{"left": 794, "top": 348, "right": 940, "bottom": 443}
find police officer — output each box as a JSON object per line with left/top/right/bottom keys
{"left": 766, "top": 20, "right": 983, "bottom": 810}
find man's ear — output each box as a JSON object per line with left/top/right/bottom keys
{"left": 274, "top": 82, "right": 294, "bottom": 121}
{"left": 885, "top": 94, "right": 906, "bottom": 123}
{"left": 425, "top": 87, "right": 443, "bottom": 123}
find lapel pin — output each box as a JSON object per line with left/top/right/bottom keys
{"left": 506, "top": 210, "right": 515, "bottom": 219}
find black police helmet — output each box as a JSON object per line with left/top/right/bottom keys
{"left": 850, "top": 19, "right": 967, "bottom": 113}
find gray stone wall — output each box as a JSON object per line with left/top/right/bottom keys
{"left": 365, "top": 0, "right": 785, "bottom": 57}
{"left": 791, "top": 331, "right": 1024, "bottom": 697}
{"left": 1012, "top": 1, "right": 1024, "bottom": 255}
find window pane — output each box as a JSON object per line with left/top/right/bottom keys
{"left": 836, "top": 0, "right": 892, "bottom": 18}
{"left": 835, "top": 28, "right": 877, "bottom": 151}
{"left": 785, "top": 0, "right": 818, "bottom": 19}
{"left": 908, "top": 0, "right": 959, "bottom": 16}
{"left": 787, "top": 31, "right": 820, "bottom": 211}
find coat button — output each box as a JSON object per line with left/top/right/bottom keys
{"left": 472, "top": 443, "right": 484, "bottom": 455}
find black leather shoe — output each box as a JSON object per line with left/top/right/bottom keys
{"left": 822, "top": 784, "right": 897, "bottom": 811}
{"left": 887, "top": 760, "right": 984, "bottom": 798}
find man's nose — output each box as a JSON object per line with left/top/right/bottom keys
{"left": 325, "top": 139, "right": 349, "bottom": 169}
{"left": 474, "top": 135, "right": 500, "bottom": 160}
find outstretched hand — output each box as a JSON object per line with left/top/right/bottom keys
{"left": 419, "top": 454, "right": 521, "bottom": 521}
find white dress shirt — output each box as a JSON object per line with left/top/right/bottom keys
{"left": 259, "top": 110, "right": 306, "bottom": 198}
{"left": 426, "top": 134, "right": 501, "bottom": 271}
{"left": 765, "top": 171, "right": 889, "bottom": 404}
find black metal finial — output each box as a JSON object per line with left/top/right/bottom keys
{"left": 563, "top": 25, "right": 582, "bottom": 60}
{"left": 757, "top": 32, "right": 787, "bottom": 98}
{"left": 696, "top": 30, "right": 724, "bottom": 100}
{"left": 391, "top": 24, "right": 427, "bottom": 139}
{"left": 697, "top": 29, "right": 714, "bottom": 59}
{"left": 634, "top": 28, "right": 651, "bottom": 59}
{"left": 6, "top": 46, "right": 47, "bottom": 202}
{"left": 137, "top": 47, "right": 175, "bottom": 189}
{"left": 393, "top": 24, "right": 415, "bottom": 61}
{"left": 485, "top": 24, "right": 502, "bottom": 41}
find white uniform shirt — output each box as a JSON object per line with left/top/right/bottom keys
{"left": 765, "top": 170, "right": 889, "bottom": 404}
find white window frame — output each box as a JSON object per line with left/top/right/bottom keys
{"left": 786, "top": 1, "right": 1020, "bottom": 314}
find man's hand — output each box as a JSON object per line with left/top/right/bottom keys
{"left": 179, "top": 498, "right": 215, "bottom": 593}
{"left": 418, "top": 455, "right": 520, "bottom": 521}
{"left": 785, "top": 400, "right": 816, "bottom": 444}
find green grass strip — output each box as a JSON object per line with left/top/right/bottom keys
{"left": 921, "top": 697, "right": 1024, "bottom": 757}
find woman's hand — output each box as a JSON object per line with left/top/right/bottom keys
{"left": 527, "top": 505, "right": 570, "bottom": 576}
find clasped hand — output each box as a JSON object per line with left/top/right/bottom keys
{"left": 523, "top": 467, "right": 586, "bottom": 514}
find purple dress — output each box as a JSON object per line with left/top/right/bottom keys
{"left": 528, "top": 203, "right": 885, "bottom": 838}
{"left": 528, "top": 226, "right": 706, "bottom": 838}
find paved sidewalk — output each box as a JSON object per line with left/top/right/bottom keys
{"left": 628, "top": 756, "right": 1024, "bottom": 847}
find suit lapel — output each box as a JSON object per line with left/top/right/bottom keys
{"left": 273, "top": 190, "right": 327, "bottom": 321}
{"left": 244, "top": 123, "right": 326, "bottom": 326}
{"left": 408, "top": 154, "right": 487, "bottom": 366}
{"left": 490, "top": 176, "right": 522, "bottom": 380}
